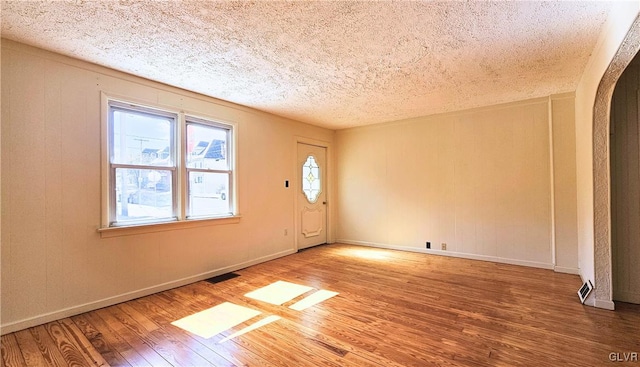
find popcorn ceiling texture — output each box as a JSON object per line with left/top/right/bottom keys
{"left": 1, "top": 1, "right": 613, "bottom": 129}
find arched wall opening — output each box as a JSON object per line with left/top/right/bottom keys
{"left": 593, "top": 15, "right": 640, "bottom": 307}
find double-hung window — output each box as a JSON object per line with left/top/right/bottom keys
{"left": 185, "top": 118, "right": 233, "bottom": 219}
{"left": 106, "top": 99, "right": 235, "bottom": 228}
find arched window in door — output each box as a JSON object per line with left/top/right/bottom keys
{"left": 302, "top": 155, "right": 321, "bottom": 203}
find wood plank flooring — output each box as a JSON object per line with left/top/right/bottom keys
{"left": 2, "top": 244, "right": 640, "bottom": 366}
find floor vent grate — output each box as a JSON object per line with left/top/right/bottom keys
{"left": 577, "top": 280, "right": 594, "bottom": 304}
{"left": 205, "top": 272, "right": 240, "bottom": 284}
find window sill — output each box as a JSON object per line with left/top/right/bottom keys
{"left": 97, "top": 215, "right": 241, "bottom": 238}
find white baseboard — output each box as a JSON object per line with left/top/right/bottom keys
{"left": 0, "top": 249, "right": 296, "bottom": 335}
{"left": 614, "top": 290, "right": 640, "bottom": 304}
{"left": 582, "top": 296, "right": 596, "bottom": 307}
{"left": 553, "top": 266, "right": 580, "bottom": 275}
{"left": 594, "top": 299, "right": 615, "bottom": 310}
{"left": 337, "top": 239, "right": 555, "bottom": 270}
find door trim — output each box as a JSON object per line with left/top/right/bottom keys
{"left": 293, "top": 137, "right": 333, "bottom": 251}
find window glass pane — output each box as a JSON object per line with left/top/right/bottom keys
{"left": 188, "top": 172, "right": 230, "bottom": 217}
{"left": 115, "top": 168, "right": 173, "bottom": 222}
{"left": 302, "top": 155, "right": 321, "bottom": 203}
{"left": 186, "top": 123, "right": 228, "bottom": 170}
{"left": 112, "top": 109, "right": 173, "bottom": 166}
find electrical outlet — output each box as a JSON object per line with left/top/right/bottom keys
{"left": 426, "top": 241, "right": 431, "bottom": 249}
{"left": 441, "top": 243, "right": 447, "bottom": 251}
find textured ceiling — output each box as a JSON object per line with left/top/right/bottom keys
{"left": 1, "top": 1, "right": 614, "bottom": 129}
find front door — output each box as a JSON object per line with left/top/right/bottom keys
{"left": 297, "top": 143, "right": 327, "bottom": 250}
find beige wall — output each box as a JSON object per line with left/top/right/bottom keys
{"left": 0, "top": 40, "right": 334, "bottom": 333}
{"left": 336, "top": 98, "right": 577, "bottom": 269}
{"left": 574, "top": 2, "right": 640, "bottom": 306}
{"left": 551, "top": 94, "right": 579, "bottom": 272}
{"left": 0, "top": 40, "right": 3, "bottom": 327}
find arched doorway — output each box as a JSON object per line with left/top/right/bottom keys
{"left": 593, "top": 15, "right": 640, "bottom": 307}
{"left": 610, "top": 52, "right": 640, "bottom": 304}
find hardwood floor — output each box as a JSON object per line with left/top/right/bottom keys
{"left": 2, "top": 243, "right": 640, "bottom": 366}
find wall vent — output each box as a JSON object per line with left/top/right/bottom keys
{"left": 577, "top": 280, "right": 594, "bottom": 304}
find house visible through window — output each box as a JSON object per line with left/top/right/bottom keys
{"left": 107, "top": 100, "right": 234, "bottom": 227}
{"left": 186, "top": 118, "right": 232, "bottom": 218}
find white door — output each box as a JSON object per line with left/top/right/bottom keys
{"left": 297, "top": 143, "right": 327, "bottom": 250}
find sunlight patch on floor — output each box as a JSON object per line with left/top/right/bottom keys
{"left": 173, "top": 280, "right": 339, "bottom": 340}
{"left": 289, "top": 290, "right": 339, "bottom": 311}
{"left": 219, "top": 315, "right": 282, "bottom": 343}
{"left": 171, "top": 302, "right": 261, "bottom": 339}
{"left": 244, "top": 280, "right": 313, "bottom": 305}
{"left": 340, "top": 248, "right": 391, "bottom": 260}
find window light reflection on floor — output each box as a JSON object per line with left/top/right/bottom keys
{"left": 171, "top": 302, "right": 261, "bottom": 339}
{"left": 342, "top": 248, "right": 391, "bottom": 260}
{"left": 219, "top": 315, "right": 281, "bottom": 343}
{"left": 244, "top": 280, "right": 313, "bottom": 305}
{"left": 173, "top": 281, "right": 339, "bottom": 341}
{"left": 289, "top": 290, "right": 339, "bottom": 311}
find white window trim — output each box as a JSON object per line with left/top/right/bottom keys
{"left": 184, "top": 116, "right": 235, "bottom": 220}
{"left": 107, "top": 101, "right": 179, "bottom": 227}
{"left": 99, "top": 92, "right": 239, "bottom": 237}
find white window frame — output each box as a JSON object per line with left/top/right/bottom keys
{"left": 184, "top": 116, "right": 234, "bottom": 219}
{"left": 100, "top": 93, "right": 238, "bottom": 234}
{"left": 107, "top": 101, "right": 178, "bottom": 227}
